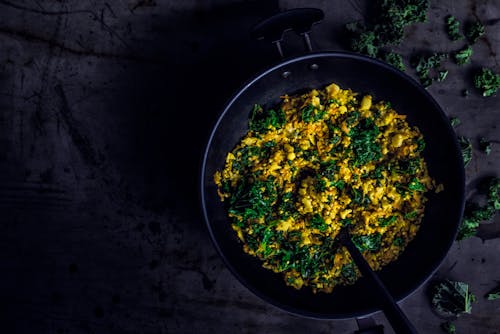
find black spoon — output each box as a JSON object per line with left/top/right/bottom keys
{"left": 338, "top": 229, "right": 419, "bottom": 334}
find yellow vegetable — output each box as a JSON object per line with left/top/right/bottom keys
{"left": 360, "top": 95, "right": 372, "bottom": 111}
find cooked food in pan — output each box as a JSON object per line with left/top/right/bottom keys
{"left": 214, "top": 82, "right": 436, "bottom": 293}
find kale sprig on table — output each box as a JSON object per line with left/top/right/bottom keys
{"left": 474, "top": 68, "right": 500, "bottom": 97}
{"left": 345, "top": 3, "right": 500, "bottom": 94}
{"left": 345, "top": 0, "right": 430, "bottom": 69}
{"left": 457, "top": 177, "right": 500, "bottom": 240}
{"left": 430, "top": 279, "right": 476, "bottom": 317}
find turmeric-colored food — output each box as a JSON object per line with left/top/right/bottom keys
{"left": 214, "top": 82, "right": 434, "bottom": 293}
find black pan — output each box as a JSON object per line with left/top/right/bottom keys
{"left": 200, "top": 9, "right": 465, "bottom": 320}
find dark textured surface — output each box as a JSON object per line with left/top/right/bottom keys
{"left": 0, "top": 1, "right": 499, "bottom": 333}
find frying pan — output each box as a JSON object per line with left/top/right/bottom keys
{"left": 200, "top": 7, "right": 465, "bottom": 324}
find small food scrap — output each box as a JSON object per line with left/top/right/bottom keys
{"left": 412, "top": 53, "right": 448, "bottom": 88}
{"left": 438, "top": 70, "right": 449, "bottom": 82}
{"left": 453, "top": 45, "right": 473, "bottom": 65}
{"left": 479, "top": 137, "right": 491, "bottom": 155}
{"left": 383, "top": 51, "right": 405, "bottom": 71}
{"left": 465, "top": 20, "right": 485, "bottom": 44}
{"left": 449, "top": 117, "right": 461, "bottom": 127}
{"left": 485, "top": 283, "right": 500, "bottom": 301}
{"left": 446, "top": 16, "right": 463, "bottom": 41}
{"left": 441, "top": 321, "right": 456, "bottom": 334}
{"left": 347, "top": 25, "right": 378, "bottom": 58}
{"left": 474, "top": 68, "right": 500, "bottom": 97}
{"left": 430, "top": 279, "right": 476, "bottom": 317}
{"left": 458, "top": 136, "right": 472, "bottom": 167}
{"left": 457, "top": 177, "right": 500, "bottom": 240}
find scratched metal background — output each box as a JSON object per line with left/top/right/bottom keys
{"left": 0, "top": 1, "right": 499, "bottom": 333}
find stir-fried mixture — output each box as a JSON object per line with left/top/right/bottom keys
{"left": 214, "top": 82, "right": 435, "bottom": 293}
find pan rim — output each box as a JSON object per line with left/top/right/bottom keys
{"left": 200, "top": 51, "right": 465, "bottom": 319}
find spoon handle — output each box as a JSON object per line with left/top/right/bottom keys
{"left": 343, "top": 237, "right": 419, "bottom": 334}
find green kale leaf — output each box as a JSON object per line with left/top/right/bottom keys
{"left": 430, "top": 279, "right": 476, "bottom": 317}
{"left": 413, "top": 53, "right": 448, "bottom": 87}
{"left": 474, "top": 68, "right": 500, "bottom": 97}
{"left": 301, "top": 104, "right": 325, "bottom": 123}
{"left": 441, "top": 321, "right": 456, "bottom": 334}
{"left": 351, "top": 30, "right": 379, "bottom": 58}
{"left": 378, "top": 215, "right": 397, "bottom": 227}
{"left": 228, "top": 177, "right": 278, "bottom": 223}
{"left": 438, "top": 70, "right": 449, "bottom": 82}
{"left": 249, "top": 104, "right": 286, "bottom": 134}
{"left": 310, "top": 213, "right": 328, "bottom": 232}
{"left": 465, "top": 20, "right": 485, "bottom": 44}
{"left": 457, "top": 177, "right": 500, "bottom": 240}
{"left": 349, "top": 118, "right": 382, "bottom": 166}
{"left": 450, "top": 117, "right": 461, "bottom": 127}
{"left": 479, "top": 137, "right": 491, "bottom": 155}
{"left": 393, "top": 237, "right": 405, "bottom": 246}
{"left": 345, "top": 0, "right": 430, "bottom": 60}
{"left": 383, "top": 51, "right": 405, "bottom": 71}
{"left": 352, "top": 233, "right": 382, "bottom": 252}
{"left": 458, "top": 136, "right": 472, "bottom": 166}
{"left": 446, "top": 15, "right": 463, "bottom": 41}
{"left": 453, "top": 45, "right": 473, "bottom": 65}
{"left": 408, "top": 178, "right": 426, "bottom": 192}
{"left": 375, "top": 0, "right": 430, "bottom": 45}
{"left": 485, "top": 283, "right": 500, "bottom": 301}
{"left": 340, "top": 262, "right": 358, "bottom": 284}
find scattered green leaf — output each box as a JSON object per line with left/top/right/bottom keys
{"left": 438, "top": 70, "right": 449, "bottom": 82}
{"left": 450, "top": 117, "right": 461, "bottom": 127}
{"left": 413, "top": 53, "right": 448, "bottom": 87}
{"left": 479, "top": 137, "right": 491, "bottom": 155}
{"left": 345, "top": 0, "right": 430, "bottom": 59}
{"left": 457, "top": 177, "right": 500, "bottom": 240}
{"left": 465, "top": 20, "right": 485, "bottom": 44}
{"left": 485, "top": 283, "right": 500, "bottom": 301}
{"left": 453, "top": 45, "right": 473, "bottom": 65}
{"left": 474, "top": 68, "right": 500, "bottom": 97}
{"left": 430, "top": 279, "right": 476, "bottom": 317}
{"left": 383, "top": 51, "right": 405, "bottom": 71}
{"left": 441, "top": 321, "right": 456, "bottom": 334}
{"left": 458, "top": 136, "right": 472, "bottom": 166}
{"left": 351, "top": 30, "right": 379, "bottom": 58}
{"left": 446, "top": 15, "right": 463, "bottom": 41}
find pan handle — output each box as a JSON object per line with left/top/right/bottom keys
{"left": 251, "top": 8, "right": 324, "bottom": 58}
{"left": 343, "top": 234, "right": 419, "bottom": 334}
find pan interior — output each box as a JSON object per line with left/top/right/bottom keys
{"left": 201, "top": 52, "right": 464, "bottom": 319}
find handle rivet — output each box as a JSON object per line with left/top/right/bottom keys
{"left": 310, "top": 63, "right": 319, "bottom": 70}
{"left": 282, "top": 71, "right": 291, "bottom": 78}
